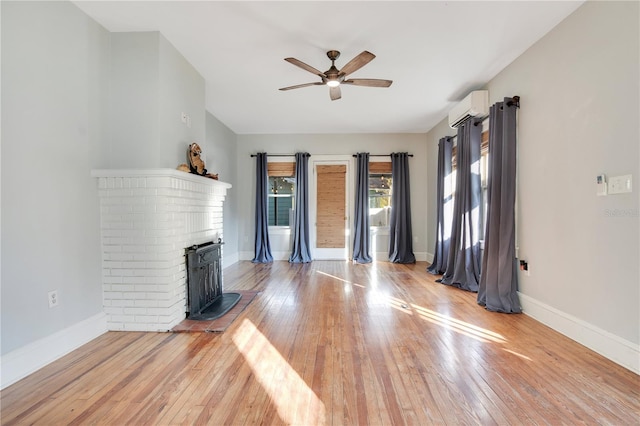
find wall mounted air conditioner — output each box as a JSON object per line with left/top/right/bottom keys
{"left": 448, "top": 90, "right": 489, "bottom": 128}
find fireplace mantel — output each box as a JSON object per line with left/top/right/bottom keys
{"left": 91, "top": 168, "right": 232, "bottom": 189}
{"left": 92, "top": 168, "right": 231, "bottom": 331}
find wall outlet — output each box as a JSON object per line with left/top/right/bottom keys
{"left": 48, "top": 290, "right": 59, "bottom": 308}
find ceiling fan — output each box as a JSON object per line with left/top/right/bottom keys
{"left": 279, "top": 50, "right": 392, "bottom": 101}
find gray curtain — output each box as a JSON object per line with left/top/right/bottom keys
{"left": 252, "top": 152, "right": 273, "bottom": 263}
{"left": 478, "top": 98, "right": 522, "bottom": 313}
{"left": 427, "top": 137, "right": 453, "bottom": 275}
{"left": 289, "top": 152, "right": 312, "bottom": 263}
{"left": 440, "top": 119, "right": 482, "bottom": 291}
{"left": 389, "top": 152, "right": 416, "bottom": 263}
{"left": 353, "top": 153, "right": 372, "bottom": 263}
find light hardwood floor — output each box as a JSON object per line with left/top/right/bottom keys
{"left": 1, "top": 261, "right": 639, "bottom": 425}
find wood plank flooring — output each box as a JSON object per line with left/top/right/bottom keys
{"left": 1, "top": 261, "right": 639, "bottom": 425}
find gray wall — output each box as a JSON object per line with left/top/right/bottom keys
{"left": 427, "top": 1, "right": 639, "bottom": 346}
{"left": 235, "top": 133, "right": 429, "bottom": 258}
{"left": 107, "top": 32, "right": 205, "bottom": 169}
{"left": 205, "top": 112, "right": 239, "bottom": 264}
{"left": 1, "top": 2, "right": 211, "bottom": 357}
{"left": 1, "top": 1, "right": 109, "bottom": 354}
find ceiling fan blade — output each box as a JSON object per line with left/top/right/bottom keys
{"left": 330, "top": 86, "right": 342, "bottom": 101}
{"left": 284, "top": 57, "right": 325, "bottom": 77}
{"left": 343, "top": 78, "right": 393, "bottom": 88}
{"left": 279, "top": 82, "right": 325, "bottom": 91}
{"left": 338, "top": 51, "right": 375, "bottom": 77}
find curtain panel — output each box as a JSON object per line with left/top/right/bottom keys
{"left": 252, "top": 152, "right": 273, "bottom": 263}
{"left": 478, "top": 98, "right": 522, "bottom": 313}
{"left": 388, "top": 152, "right": 416, "bottom": 263}
{"left": 427, "top": 137, "right": 453, "bottom": 275}
{"left": 353, "top": 153, "right": 372, "bottom": 263}
{"left": 440, "top": 119, "right": 482, "bottom": 291}
{"left": 289, "top": 152, "right": 312, "bottom": 263}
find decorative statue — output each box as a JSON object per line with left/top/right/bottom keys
{"left": 177, "top": 143, "right": 218, "bottom": 180}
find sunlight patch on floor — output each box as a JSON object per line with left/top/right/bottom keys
{"left": 503, "top": 348, "right": 532, "bottom": 361}
{"left": 387, "top": 295, "right": 413, "bottom": 314}
{"left": 411, "top": 303, "right": 507, "bottom": 344}
{"left": 232, "top": 319, "right": 326, "bottom": 425}
{"left": 316, "top": 270, "right": 366, "bottom": 288}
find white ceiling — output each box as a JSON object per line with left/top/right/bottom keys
{"left": 73, "top": 1, "right": 583, "bottom": 134}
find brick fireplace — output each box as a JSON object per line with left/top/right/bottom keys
{"left": 92, "top": 169, "right": 231, "bottom": 331}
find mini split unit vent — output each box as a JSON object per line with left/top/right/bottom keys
{"left": 448, "top": 90, "right": 489, "bottom": 128}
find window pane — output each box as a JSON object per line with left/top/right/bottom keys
{"left": 369, "top": 173, "right": 392, "bottom": 227}
{"left": 268, "top": 176, "right": 295, "bottom": 227}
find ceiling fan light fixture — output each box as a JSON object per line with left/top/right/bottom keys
{"left": 280, "top": 50, "right": 392, "bottom": 101}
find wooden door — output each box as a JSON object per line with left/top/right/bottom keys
{"left": 314, "top": 163, "right": 348, "bottom": 259}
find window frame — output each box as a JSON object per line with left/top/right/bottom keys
{"left": 267, "top": 162, "right": 295, "bottom": 229}
{"left": 368, "top": 160, "right": 393, "bottom": 230}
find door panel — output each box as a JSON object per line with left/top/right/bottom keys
{"left": 313, "top": 162, "right": 349, "bottom": 260}
{"left": 316, "top": 165, "right": 346, "bottom": 249}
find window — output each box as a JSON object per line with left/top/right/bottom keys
{"left": 451, "top": 130, "right": 489, "bottom": 238}
{"left": 267, "top": 163, "right": 295, "bottom": 227}
{"left": 369, "top": 162, "right": 392, "bottom": 227}
{"left": 479, "top": 130, "right": 489, "bottom": 238}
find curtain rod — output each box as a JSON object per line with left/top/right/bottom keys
{"left": 249, "top": 153, "right": 310, "bottom": 157}
{"left": 352, "top": 154, "right": 413, "bottom": 157}
{"left": 250, "top": 153, "right": 412, "bottom": 158}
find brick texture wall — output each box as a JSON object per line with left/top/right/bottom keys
{"left": 93, "top": 169, "right": 231, "bottom": 331}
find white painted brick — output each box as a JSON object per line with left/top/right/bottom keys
{"left": 135, "top": 315, "right": 159, "bottom": 323}
{"left": 108, "top": 322, "right": 126, "bottom": 331}
{"left": 135, "top": 299, "right": 159, "bottom": 307}
{"left": 104, "top": 307, "right": 123, "bottom": 315}
{"left": 97, "top": 170, "right": 230, "bottom": 330}
{"left": 123, "top": 307, "right": 147, "bottom": 315}
{"left": 111, "top": 315, "right": 135, "bottom": 323}
{"left": 110, "top": 284, "right": 135, "bottom": 292}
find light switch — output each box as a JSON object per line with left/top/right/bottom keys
{"left": 608, "top": 174, "right": 632, "bottom": 195}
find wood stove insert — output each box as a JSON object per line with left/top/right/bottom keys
{"left": 185, "top": 241, "right": 241, "bottom": 321}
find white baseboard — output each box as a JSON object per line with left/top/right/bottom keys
{"left": 240, "top": 251, "right": 426, "bottom": 263}
{"left": 374, "top": 252, "right": 428, "bottom": 262}
{"left": 519, "top": 292, "right": 639, "bottom": 374}
{"left": 1, "top": 312, "right": 108, "bottom": 390}
{"left": 425, "top": 252, "right": 434, "bottom": 263}
{"left": 239, "top": 251, "right": 290, "bottom": 261}
{"left": 223, "top": 251, "right": 239, "bottom": 269}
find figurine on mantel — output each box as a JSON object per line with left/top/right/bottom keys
{"left": 177, "top": 143, "right": 218, "bottom": 180}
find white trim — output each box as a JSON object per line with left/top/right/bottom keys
{"left": 1, "top": 313, "right": 108, "bottom": 390}
{"left": 240, "top": 251, "right": 254, "bottom": 261}
{"left": 222, "top": 252, "right": 239, "bottom": 269}
{"left": 374, "top": 252, "right": 428, "bottom": 262}
{"left": 414, "top": 252, "right": 428, "bottom": 262}
{"left": 519, "top": 292, "right": 640, "bottom": 374}
{"left": 426, "top": 252, "right": 434, "bottom": 263}
{"left": 239, "top": 250, "right": 291, "bottom": 261}
{"left": 310, "top": 157, "right": 353, "bottom": 261}
{"left": 374, "top": 252, "right": 389, "bottom": 261}
{"left": 271, "top": 251, "right": 291, "bottom": 261}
